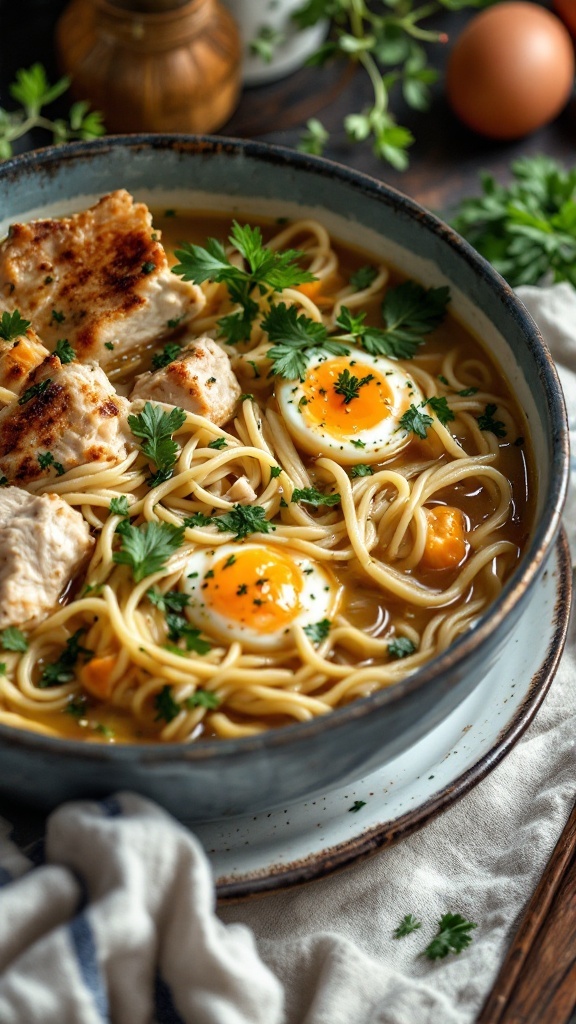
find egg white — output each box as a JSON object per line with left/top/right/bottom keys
{"left": 182, "top": 543, "right": 340, "bottom": 651}
{"left": 276, "top": 347, "right": 424, "bottom": 464}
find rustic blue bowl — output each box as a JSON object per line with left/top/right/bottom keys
{"left": 0, "top": 136, "right": 569, "bottom": 821}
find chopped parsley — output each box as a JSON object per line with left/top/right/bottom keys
{"left": 154, "top": 684, "right": 181, "bottom": 723}
{"left": 427, "top": 395, "right": 455, "bottom": 426}
{"left": 0, "top": 663, "right": 5, "bottom": 674}
{"left": 349, "top": 800, "right": 366, "bottom": 813}
{"left": 394, "top": 914, "right": 422, "bottom": 939}
{"left": 141, "top": 261, "right": 156, "bottom": 275}
{"left": 109, "top": 495, "right": 130, "bottom": 517}
{"left": 167, "top": 315, "right": 184, "bottom": 330}
{"left": 38, "top": 451, "right": 65, "bottom": 475}
{"left": 213, "top": 504, "right": 275, "bottom": 540}
{"left": 50, "top": 309, "right": 65, "bottom": 324}
{"left": 247, "top": 360, "right": 261, "bottom": 378}
{"left": 184, "top": 689, "right": 220, "bottom": 710}
{"left": 334, "top": 368, "right": 375, "bottom": 404}
{"left": 113, "top": 521, "right": 185, "bottom": 582}
{"left": 388, "top": 636, "right": 416, "bottom": 659}
{"left": 152, "top": 342, "right": 182, "bottom": 371}
{"left": 270, "top": 465, "right": 282, "bottom": 478}
{"left": 292, "top": 486, "right": 341, "bottom": 507}
{"left": 146, "top": 587, "right": 190, "bottom": 613}
{"left": 458, "top": 386, "right": 478, "bottom": 397}
{"left": 424, "top": 914, "right": 477, "bottom": 960}
{"left": 349, "top": 265, "right": 378, "bottom": 291}
{"left": 104, "top": 342, "right": 114, "bottom": 351}
{"left": 351, "top": 438, "right": 366, "bottom": 449}
{"left": 207, "top": 437, "right": 228, "bottom": 450}
{"left": 399, "top": 404, "right": 434, "bottom": 440}
{"left": 0, "top": 627, "right": 28, "bottom": 652}
{"left": 38, "top": 628, "right": 93, "bottom": 688}
{"left": 303, "top": 619, "right": 331, "bottom": 644}
{"left": 54, "top": 338, "right": 75, "bottom": 363}
{"left": 165, "top": 614, "right": 211, "bottom": 655}
{"left": 350, "top": 464, "right": 373, "bottom": 478}
{"left": 18, "top": 378, "right": 52, "bottom": 405}
{"left": 128, "top": 402, "right": 186, "bottom": 486}
{"left": 0, "top": 476, "right": 8, "bottom": 486}
{"left": 262, "top": 302, "right": 348, "bottom": 380}
{"left": 477, "top": 403, "right": 506, "bottom": 438}
{"left": 0, "top": 309, "right": 31, "bottom": 340}
{"left": 183, "top": 512, "right": 213, "bottom": 528}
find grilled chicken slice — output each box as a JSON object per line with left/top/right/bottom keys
{"left": 0, "top": 326, "right": 49, "bottom": 395}
{"left": 130, "top": 335, "right": 241, "bottom": 426}
{"left": 0, "top": 190, "right": 205, "bottom": 368}
{"left": 0, "top": 355, "right": 130, "bottom": 485}
{"left": 0, "top": 486, "right": 93, "bottom": 630}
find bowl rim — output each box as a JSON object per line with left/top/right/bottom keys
{"left": 0, "top": 133, "right": 569, "bottom": 763}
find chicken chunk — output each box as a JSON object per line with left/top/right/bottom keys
{"left": 130, "top": 335, "right": 241, "bottom": 426}
{"left": 0, "top": 355, "right": 130, "bottom": 485}
{"left": 0, "top": 190, "right": 205, "bottom": 368}
{"left": 0, "top": 326, "right": 49, "bottom": 395}
{"left": 223, "top": 477, "right": 257, "bottom": 504}
{"left": 0, "top": 486, "right": 93, "bottom": 630}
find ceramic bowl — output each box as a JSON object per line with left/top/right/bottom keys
{"left": 0, "top": 136, "right": 569, "bottom": 822}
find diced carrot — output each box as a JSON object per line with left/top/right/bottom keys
{"left": 80, "top": 655, "right": 117, "bottom": 701}
{"left": 421, "top": 506, "right": 467, "bottom": 570}
{"left": 295, "top": 276, "right": 343, "bottom": 306}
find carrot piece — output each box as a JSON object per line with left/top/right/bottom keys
{"left": 295, "top": 276, "right": 343, "bottom": 306}
{"left": 421, "top": 506, "right": 467, "bottom": 570}
{"left": 80, "top": 654, "right": 117, "bottom": 701}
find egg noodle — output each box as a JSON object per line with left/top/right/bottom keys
{"left": 0, "top": 216, "right": 528, "bottom": 743}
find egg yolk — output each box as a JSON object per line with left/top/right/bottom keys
{"left": 301, "top": 358, "right": 395, "bottom": 438}
{"left": 202, "top": 548, "right": 304, "bottom": 633}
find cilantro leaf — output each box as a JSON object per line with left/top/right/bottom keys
{"left": 54, "top": 338, "right": 75, "bottom": 363}
{"left": 146, "top": 587, "right": 190, "bottom": 613}
{"left": 213, "top": 504, "right": 275, "bottom": 539}
{"left": 394, "top": 914, "right": 422, "bottom": 939}
{"left": 388, "top": 636, "right": 416, "bottom": 659}
{"left": 351, "top": 464, "right": 373, "bottom": 478}
{"left": 424, "top": 914, "right": 477, "bottom": 960}
{"left": 0, "top": 309, "right": 31, "bottom": 341}
{"left": 154, "top": 684, "right": 181, "bottom": 723}
{"left": 427, "top": 395, "right": 455, "bottom": 426}
{"left": 128, "top": 402, "right": 186, "bottom": 485}
{"left": 477, "top": 404, "right": 506, "bottom": 438}
{"left": 109, "top": 495, "right": 130, "bottom": 517}
{"left": 303, "top": 619, "right": 331, "bottom": 644}
{"left": 151, "top": 342, "right": 182, "bottom": 371}
{"left": 1, "top": 627, "right": 28, "bottom": 652}
{"left": 38, "top": 628, "right": 93, "bottom": 688}
{"left": 292, "top": 487, "right": 341, "bottom": 507}
{"left": 399, "top": 404, "right": 433, "bottom": 439}
{"left": 113, "top": 521, "right": 185, "bottom": 582}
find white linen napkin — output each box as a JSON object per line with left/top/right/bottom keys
{"left": 0, "top": 283, "right": 575, "bottom": 1024}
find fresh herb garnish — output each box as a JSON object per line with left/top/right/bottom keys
{"left": 423, "top": 914, "right": 477, "bottom": 960}
{"left": 109, "top": 495, "right": 130, "bottom": 517}
{"left": 113, "top": 521, "right": 185, "bottom": 582}
{"left": 207, "top": 437, "right": 228, "bottom": 450}
{"left": 458, "top": 387, "right": 478, "bottom": 397}
{"left": 351, "top": 464, "right": 373, "bottom": 478}
{"left": 38, "top": 628, "right": 93, "bottom": 688}
{"left": 388, "top": 636, "right": 416, "bottom": 659}
{"left": 151, "top": 342, "right": 182, "bottom": 371}
{"left": 399, "top": 404, "right": 434, "bottom": 440}
{"left": 334, "top": 368, "right": 375, "bottom": 404}
{"left": 427, "top": 395, "right": 455, "bottom": 426}
{"left": 18, "top": 378, "right": 52, "bottom": 405}
{"left": 54, "top": 338, "right": 75, "bottom": 364}
{"left": 0, "top": 309, "right": 30, "bottom": 340}
{"left": 184, "top": 689, "right": 220, "bottom": 710}
{"left": 0, "top": 476, "right": 8, "bottom": 486}
{"left": 146, "top": 587, "right": 190, "bottom": 613}
{"left": 394, "top": 914, "right": 422, "bottom": 938}
{"left": 50, "top": 309, "right": 65, "bottom": 324}
{"left": 128, "top": 402, "right": 186, "bottom": 485}
{"left": 213, "top": 504, "right": 275, "bottom": 539}
{"left": 165, "top": 614, "right": 211, "bottom": 655}
{"left": 351, "top": 438, "right": 366, "bottom": 449}
{"left": 0, "top": 627, "right": 28, "bottom": 652}
{"left": 371, "top": 282, "right": 449, "bottom": 358}
{"left": 349, "top": 800, "right": 366, "bottom": 813}
{"left": 183, "top": 512, "right": 213, "bottom": 528}
{"left": 38, "top": 451, "right": 65, "bottom": 475}
{"left": 270, "top": 465, "right": 282, "bottom": 478}
{"left": 477, "top": 404, "right": 506, "bottom": 438}
{"left": 349, "top": 265, "right": 378, "bottom": 291}
{"left": 141, "top": 261, "right": 156, "bottom": 275}
{"left": 292, "top": 487, "right": 341, "bottom": 507}
{"left": 303, "top": 619, "right": 331, "bottom": 644}
{"left": 153, "top": 684, "right": 181, "bottom": 723}
{"left": 262, "top": 302, "right": 348, "bottom": 380}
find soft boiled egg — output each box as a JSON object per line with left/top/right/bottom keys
{"left": 276, "top": 347, "right": 424, "bottom": 464}
{"left": 183, "top": 543, "right": 340, "bottom": 651}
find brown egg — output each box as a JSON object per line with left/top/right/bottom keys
{"left": 446, "top": 2, "right": 575, "bottom": 139}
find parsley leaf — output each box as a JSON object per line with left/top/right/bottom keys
{"left": 477, "top": 404, "right": 506, "bottom": 438}
{"left": 154, "top": 684, "right": 181, "bottom": 723}
{"left": 351, "top": 464, "right": 373, "bottom": 478}
{"left": 427, "top": 395, "right": 455, "bottom": 426}
{"left": 151, "top": 342, "right": 182, "bottom": 371}
{"left": 18, "top": 378, "right": 52, "bottom": 405}
{"left": 183, "top": 512, "right": 213, "bottom": 528}
{"left": 54, "top": 338, "right": 75, "bottom": 363}
{"left": 424, "top": 914, "right": 477, "bottom": 960}
{"left": 213, "top": 504, "right": 275, "bottom": 539}
{"left": 0, "top": 309, "right": 31, "bottom": 340}
{"left": 38, "top": 628, "right": 93, "bottom": 688}
{"left": 0, "top": 627, "right": 28, "bottom": 652}
{"left": 349, "top": 800, "right": 366, "bottom": 813}
{"left": 270, "top": 465, "right": 282, "bottom": 478}
{"left": 394, "top": 914, "right": 422, "bottom": 939}
{"left": 388, "top": 637, "right": 416, "bottom": 659}
{"left": 113, "top": 521, "right": 185, "bottom": 582}
{"left": 399, "top": 404, "right": 433, "bottom": 439}
{"left": 184, "top": 689, "right": 220, "bottom": 710}
{"left": 368, "top": 282, "right": 450, "bottom": 359}
{"left": 208, "top": 437, "right": 228, "bottom": 450}
{"left": 262, "top": 303, "right": 349, "bottom": 380}
{"left": 37, "top": 451, "right": 65, "bottom": 475}
{"left": 334, "top": 368, "right": 375, "bottom": 404}
{"left": 165, "top": 613, "right": 211, "bottom": 655}
{"left": 128, "top": 402, "right": 186, "bottom": 485}
{"left": 292, "top": 487, "right": 341, "bottom": 507}
{"left": 109, "top": 495, "right": 130, "bottom": 517}
{"left": 350, "top": 265, "right": 378, "bottom": 291}
{"left": 303, "top": 619, "right": 331, "bottom": 644}
{"left": 146, "top": 587, "right": 190, "bottom": 613}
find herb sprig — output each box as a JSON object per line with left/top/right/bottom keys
{"left": 128, "top": 402, "right": 186, "bottom": 486}
{"left": 113, "top": 521, "right": 185, "bottom": 582}
{"left": 0, "top": 310, "right": 30, "bottom": 341}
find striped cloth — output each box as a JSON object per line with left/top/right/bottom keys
{"left": 0, "top": 793, "right": 283, "bottom": 1024}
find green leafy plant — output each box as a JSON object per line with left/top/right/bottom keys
{"left": 294, "top": 0, "right": 491, "bottom": 169}
{"left": 0, "top": 64, "right": 105, "bottom": 159}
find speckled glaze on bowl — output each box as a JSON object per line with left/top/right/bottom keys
{"left": 0, "top": 136, "right": 569, "bottom": 822}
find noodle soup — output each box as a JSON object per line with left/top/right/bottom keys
{"left": 0, "top": 208, "right": 532, "bottom": 745}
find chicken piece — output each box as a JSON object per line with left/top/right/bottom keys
{"left": 130, "top": 335, "right": 241, "bottom": 426}
{"left": 0, "top": 486, "right": 93, "bottom": 630}
{"left": 0, "top": 326, "right": 49, "bottom": 395}
{"left": 223, "top": 477, "right": 257, "bottom": 504}
{"left": 0, "top": 190, "right": 205, "bottom": 368}
{"left": 0, "top": 355, "right": 130, "bottom": 485}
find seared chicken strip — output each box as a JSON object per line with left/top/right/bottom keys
{"left": 130, "top": 335, "right": 241, "bottom": 426}
{"left": 0, "top": 190, "right": 205, "bottom": 368}
{"left": 0, "top": 355, "right": 130, "bottom": 485}
{"left": 0, "top": 486, "right": 93, "bottom": 630}
{"left": 0, "top": 326, "right": 49, "bottom": 395}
